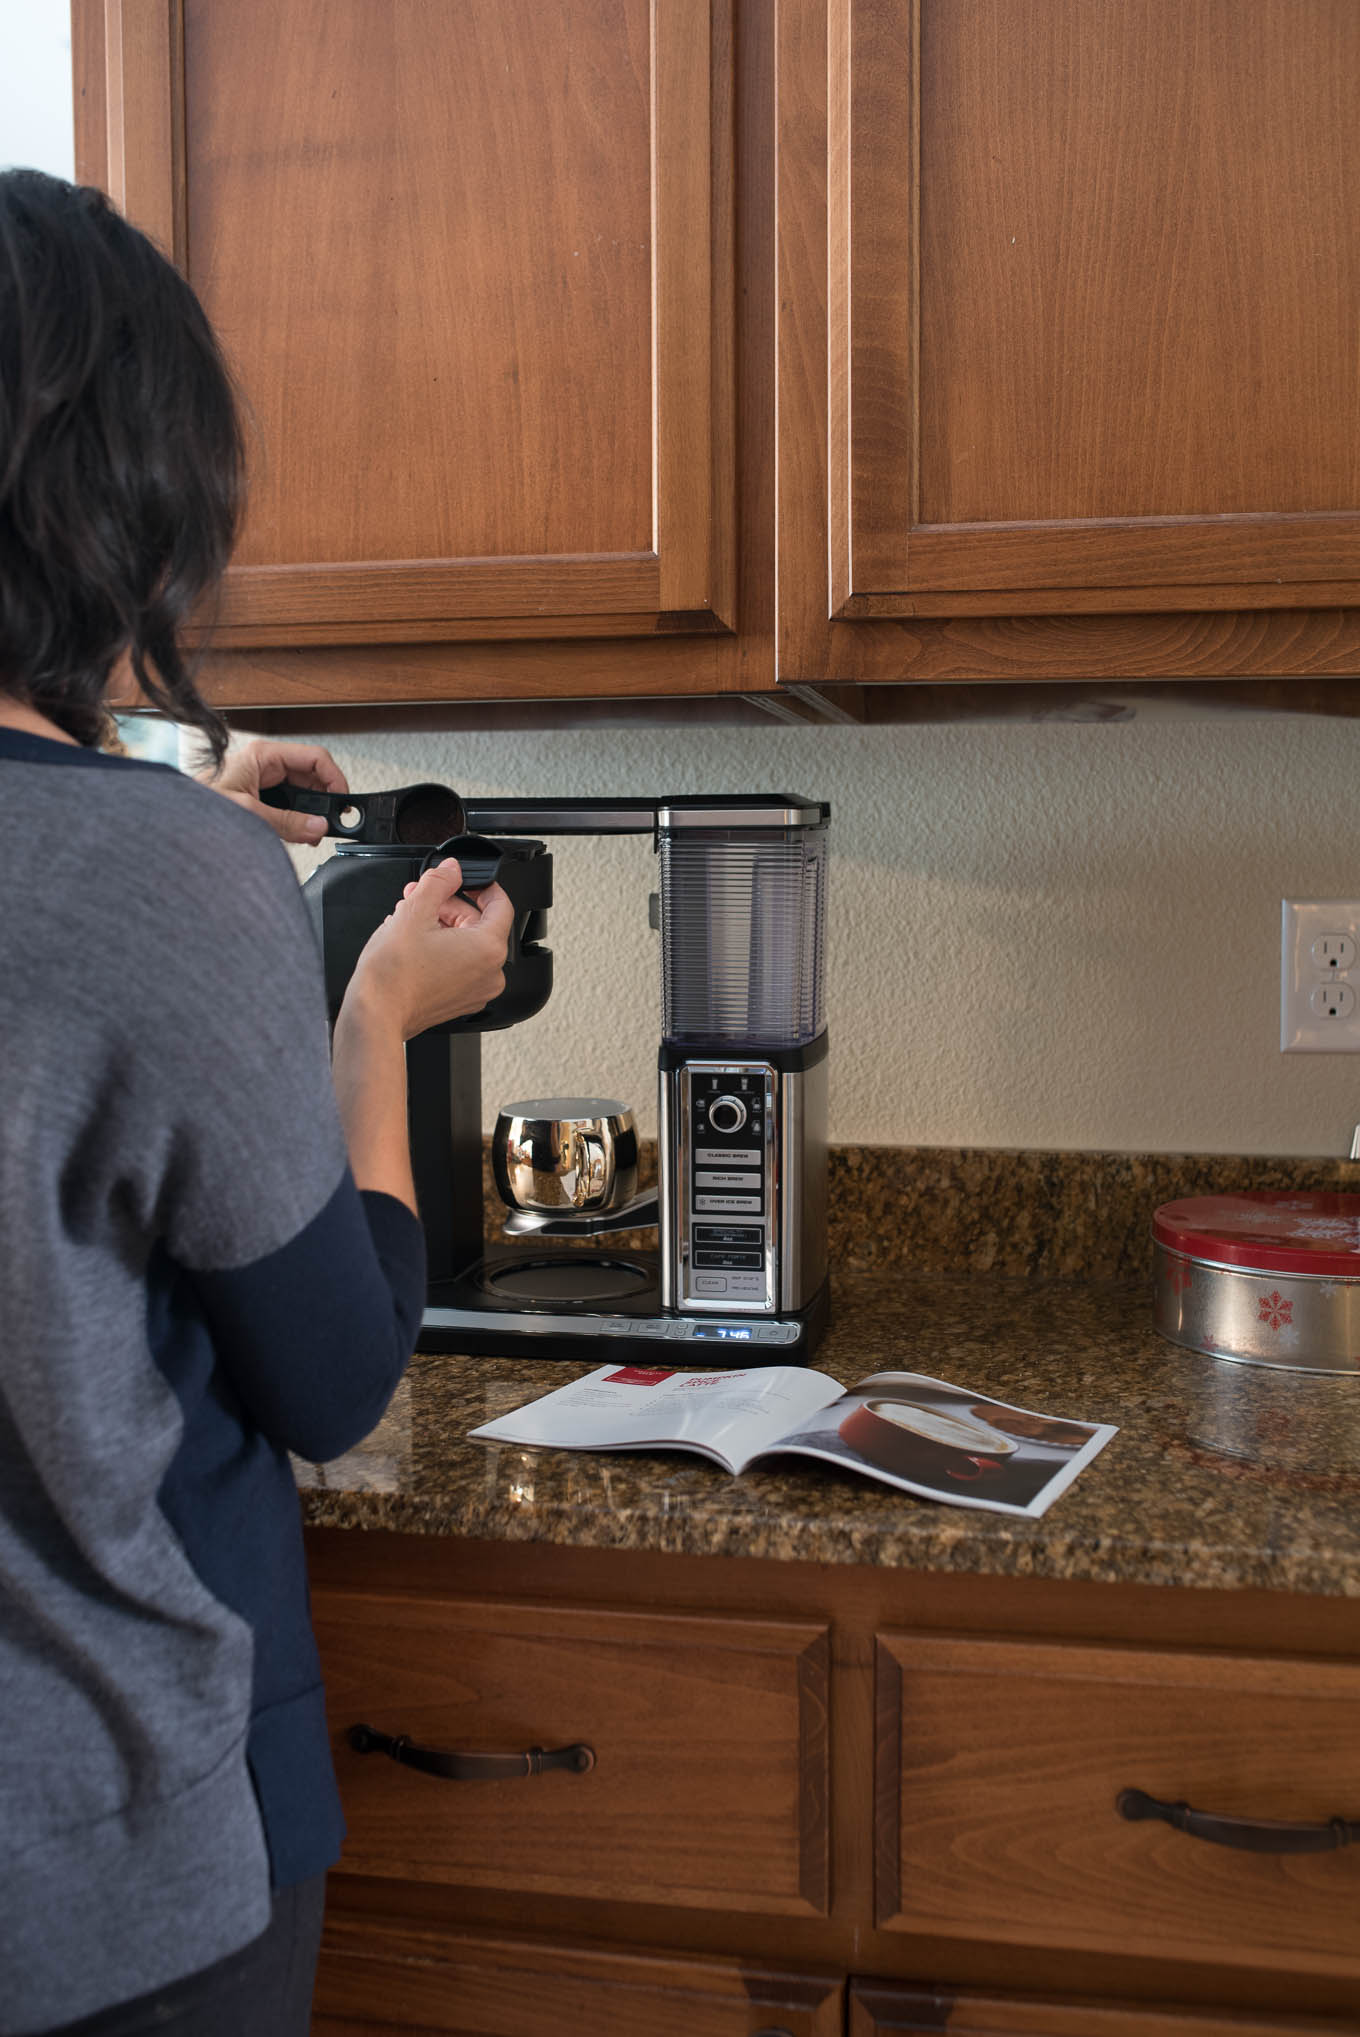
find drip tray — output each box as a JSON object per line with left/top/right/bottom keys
{"left": 480, "top": 1254, "right": 655, "bottom": 1306}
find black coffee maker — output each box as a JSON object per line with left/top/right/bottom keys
{"left": 269, "top": 782, "right": 830, "bottom": 1363}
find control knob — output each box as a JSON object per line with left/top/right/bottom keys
{"left": 707, "top": 1094, "right": 748, "bottom": 1135}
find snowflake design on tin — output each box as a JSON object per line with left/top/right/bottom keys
{"left": 1164, "top": 1258, "right": 1193, "bottom": 1295}
{"left": 1257, "top": 1290, "right": 1293, "bottom": 1331}
{"left": 1228, "top": 1210, "right": 1285, "bottom": 1228}
{"left": 1272, "top": 1199, "right": 1315, "bottom": 1211}
{"left": 1288, "top": 1218, "right": 1360, "bottom": 1240}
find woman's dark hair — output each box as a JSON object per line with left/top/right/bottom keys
{"left": 0, "top": 170, "right": 243, "bottom": 761}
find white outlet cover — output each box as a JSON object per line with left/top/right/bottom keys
{"left": 1281, "top": 899, "right": 1360, "bottom": 1051}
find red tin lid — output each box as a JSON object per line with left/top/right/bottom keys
{"left": 1153, "top": 1192, "right": 1360, "bottom": 1278}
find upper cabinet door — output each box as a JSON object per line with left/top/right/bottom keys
{"left": 79, "top": 0, "right": 733, "bottom": 648}
{"left": 780, "top": 0, "right": 1360, "bottom": 656}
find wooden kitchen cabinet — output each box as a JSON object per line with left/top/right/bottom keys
{"left": 74, "top": 0, "right": 736, "bottom": 657}
{"left": 313, "top": 1921, "right": 844, "bottom": 2036}
{"left": 848, "top": 1984, "right": 1358, "bottom": 2036}
{"left": 312, "top": 1591, "right": 829, "bottom": 1916}
{"left": 776, "top": 0, "right": 1360, "bottom": 687}
{"left": 874, "top": 1634, "right": 1360, "bottom": 1976}
{"left": 74, "top": 0, "right": 1360, "bottom": 708}
{"left": 305, "top": 1533, "right": 1360, "bottom": 2036}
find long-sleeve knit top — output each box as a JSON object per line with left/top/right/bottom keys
{"left": 0, "top": 727, "right": 424, "bottom": 2035}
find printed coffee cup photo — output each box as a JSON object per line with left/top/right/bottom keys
{"left": 839, "top": 1398, "right": 1019, "bottom": 1483}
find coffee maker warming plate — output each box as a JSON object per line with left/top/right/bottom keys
{"left": 481, "top": 1256, "right": 653, "bottom": 1305}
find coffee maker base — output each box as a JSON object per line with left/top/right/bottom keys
{"left": 417, "top": 1261, "right": 830, "bottom": 1365}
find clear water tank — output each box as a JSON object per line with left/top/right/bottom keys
{"left": 657, "top": 797, "right": 828, "bottom": 1049}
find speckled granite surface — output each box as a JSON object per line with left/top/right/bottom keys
{"left": 297, "top": 1267, "right": 1360, "bottom": 1599}
{"left": 825, "top": 1146, "right": 1360, "bottom": 1278}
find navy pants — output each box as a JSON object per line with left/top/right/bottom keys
{"left": 44, "top": 1876, "right": 326, "bottom": 2037}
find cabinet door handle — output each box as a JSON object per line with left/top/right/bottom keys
{"left": 348, "top": 1723, "right": 595, "bottom": 1781}
{"left": 1118, "top": 1787, "right": 1359, "bottom": 1854}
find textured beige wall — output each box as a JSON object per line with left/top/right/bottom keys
{"left": 286, "top": 713, "right": 1360, "bottom": 1157}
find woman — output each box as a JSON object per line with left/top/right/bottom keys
{"left": 0, "top": 170, "right": 509, "bottom": 2034}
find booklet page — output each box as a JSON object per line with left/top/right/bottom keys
{"left": 468, "top": 1362, "right": 844, "bottom": 1472}
{"left": 764, "top": 1369, "right": 1117, "bottom": 1518}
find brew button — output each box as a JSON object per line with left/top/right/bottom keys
{"left": 694, "top": 1195, "right": 763, "bottom": 1213}
{"left": 692, "top": 1274, "right": 728, "bottom": 1295}
{"left": 695, "top": 1170, "right": 762, "bottom": 1189}
{"left": 695, "top": 1147, "right": 761, "bottom": 1166}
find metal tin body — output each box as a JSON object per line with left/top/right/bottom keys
{"left": 1153, "top": 1242, "right": 1360, "bottom": 1375}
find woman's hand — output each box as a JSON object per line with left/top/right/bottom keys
{"left": 343, "top": 859, "right": 513, "bottom": 1041}
{"left": 199, "top": 738, "right": 347, "bottom": 844}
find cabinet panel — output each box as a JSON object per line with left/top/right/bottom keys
{"left": 777, "top": 0, "right": 1360, "bottom": 684}
{"left": 875, "top": 1635, "right": 1360, "bottom": 1975}
{"left": 313, "top": 1592, "right": 829, "bottom": 1916}
{"left": 314, "top": 1921, "right": 845, "bottom": 2036}
{"left": 849, "top": 1982, "right": 1359, "bottom": 2036}
{"left": 834, "top": 0, "right": 1360, "bottom": 612}
{"left": 78, "top": 0, "right": 734, "bottom": 646}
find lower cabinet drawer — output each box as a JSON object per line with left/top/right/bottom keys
{"left": 313, "top": 1922, "right": 844, "bottom": 2036}
{"left": 849, "top": 1983, "right": 1360, "bottom": 2035}
{"left": 875, "top": 1635, "right": 1360, "bottom": 1975}
{"left": 313, "top": 1591, "right": 829, "bottom": 1916}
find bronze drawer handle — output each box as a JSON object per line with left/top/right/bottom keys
{"left": 348, "top": 1723, "right": 595, "bottom": 1781}
{"left": 1118, "top": 1787, "right": 1359, "bottom": 1854}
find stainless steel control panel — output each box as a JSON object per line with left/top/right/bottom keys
{"left": 677, "top": 1061, "right": 777, "bottom": 1311}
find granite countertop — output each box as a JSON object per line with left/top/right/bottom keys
{"left": 297, "top": 1267, "right": 1360, "bottom": 1599}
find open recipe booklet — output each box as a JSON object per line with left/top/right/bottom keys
{"left": 469, "top": 1363, "right": 1118, "bottom": 1518}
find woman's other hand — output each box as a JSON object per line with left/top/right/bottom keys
{"left": 332, "top": 861, "right": 513, "bottom": 1207}
{"left": 200, "top": 738, "right": 347, "bottom": 844}
{"left": 344, "top": 859, "right": 513, "bottom": 1041}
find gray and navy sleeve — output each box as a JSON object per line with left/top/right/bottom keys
{"left": 129, "top": 788, "right": 426, "bottom": 1458}
{"left": 191, "top": 1179, "right": 424, "bottom": 1461}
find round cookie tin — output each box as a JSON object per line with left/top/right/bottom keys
{"left": 1153, "top": 1192, "right": 1360, "bottom": 1375}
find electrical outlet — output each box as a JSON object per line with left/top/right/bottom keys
{"left": 1310, "top": 932, "right": 1357, "bottom": 972}
{"left": 1310, "top": 979, "right": 1356, "bottom": 1020}
{"left": 1281, "top": 899, "right": 1360, "bottom": 1050}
